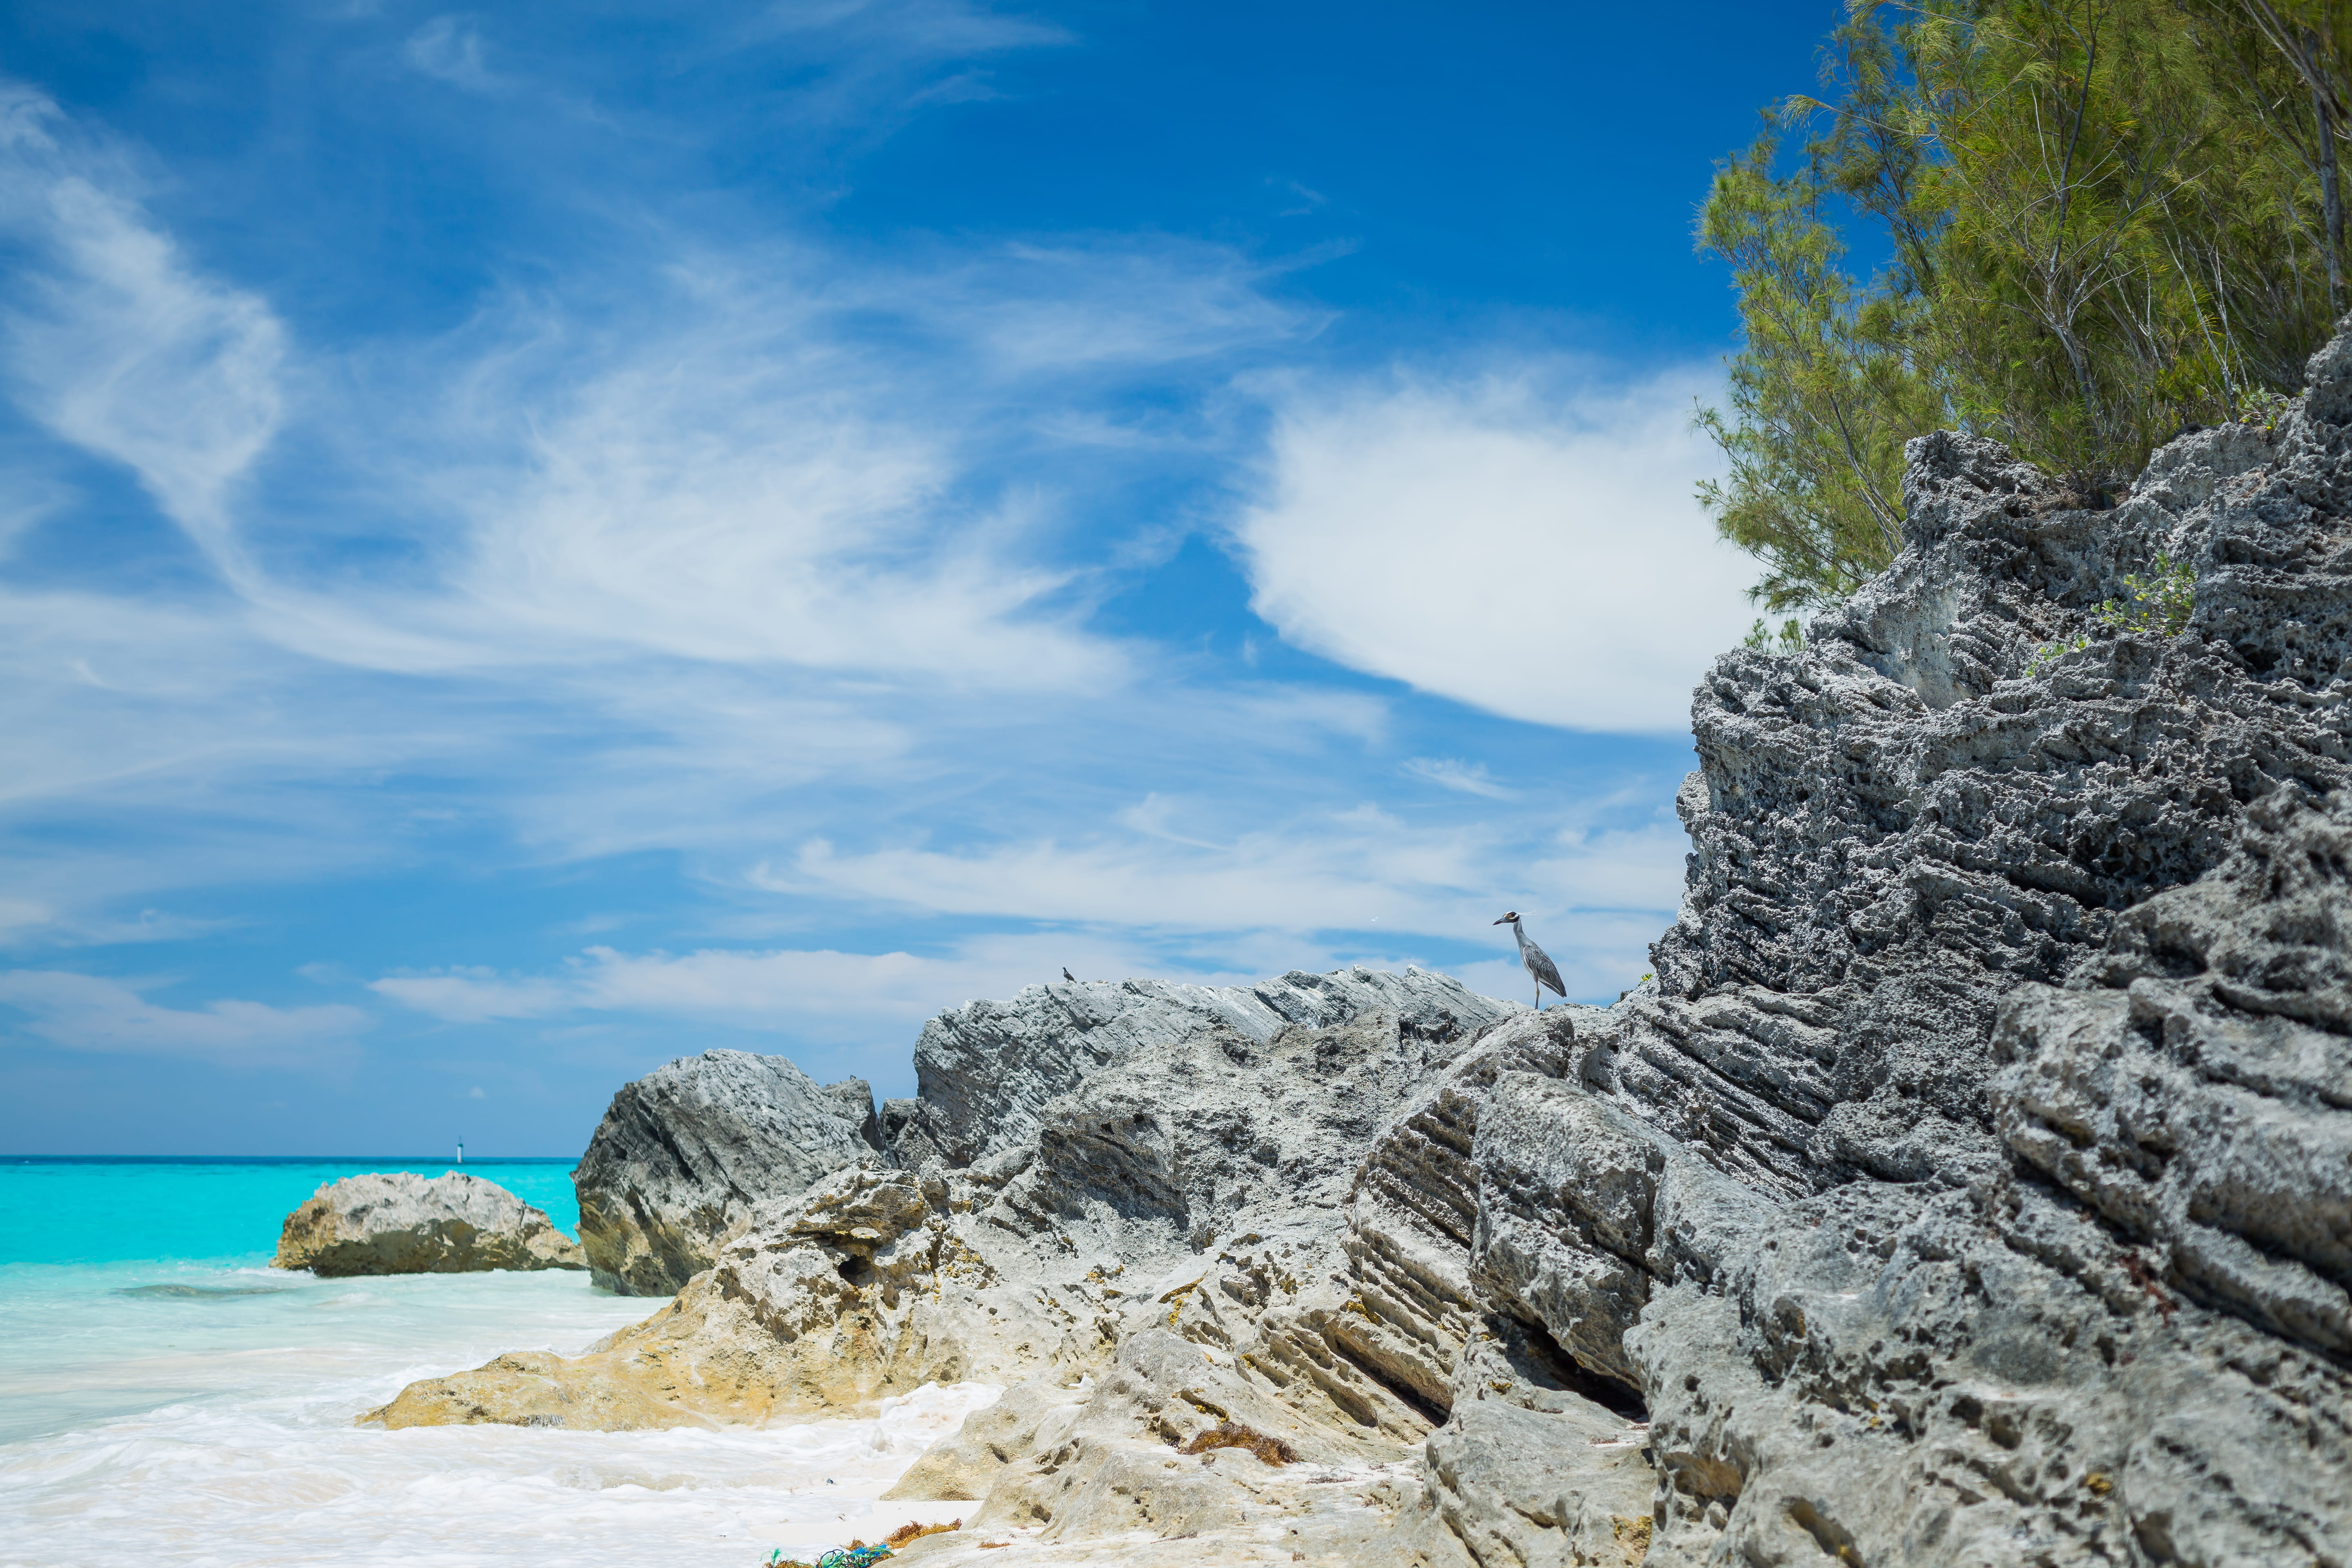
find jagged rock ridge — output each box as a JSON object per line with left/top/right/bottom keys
{"left": 894, "top": 967, "right": 1516, "bottom": 1169}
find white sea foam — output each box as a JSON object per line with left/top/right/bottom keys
{"left": 0, "top": 1259, "right": 997, "bottom": 1567}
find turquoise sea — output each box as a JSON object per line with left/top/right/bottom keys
{"left": 0, "top": 1158, "right": 993, "bottom": 1566}
{"left": 3, "top": 1156, "right": 588, "bottom": 1272}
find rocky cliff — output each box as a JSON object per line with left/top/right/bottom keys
{"left": 374, "top": 326, "right": 2352, "bottom": 1566}
{"left": 276, "top": 1171, "right": 585, "bottom": 1276}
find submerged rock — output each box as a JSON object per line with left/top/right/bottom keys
{"left": 372, "top": 328, "right": 2352, "bottom": 1564}
{"left": 275, "top": 1171, "right": 584, "bottom": 1276}
{"left": 572, "top": 1048, "right": 883, "bottom": 1295}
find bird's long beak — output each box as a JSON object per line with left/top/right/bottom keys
{"left": 1492, "top": 915, "right": 1508, "bottom": 925}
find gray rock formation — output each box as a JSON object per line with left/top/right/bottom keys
{"left": 377, "top": 993, "right": 1521, "bottom": 1439}
{"left": 572, "top": 1049, "right": 882, "bottom": 1294}
{"left": 907, "top": 967, "right": 1515, "bottom": 1168}
{"left": 1560, "top": 328, "right": 2352, "bottom": 1567}
{"left": 1997, "top": 783, "right": 2352, "bottom": 1361}
{"left": 822, "top": 1075, "right": 886, "bottom": 1155}
{"left": 1601, "top": 405, "right": 2348, "bottom": 1196}
{"left": 275, "top": 1171, "right": 584, "bottom": 1276}
{"left": 376, "top": 327, "right": 2352, "bottom": 1565}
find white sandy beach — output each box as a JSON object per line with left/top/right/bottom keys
{"left": 0, "top": 1259, "right": 993, "bottom": 1568}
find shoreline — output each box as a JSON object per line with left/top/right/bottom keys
{"left": 1, "top": 1241, "right": 995, "bottom": 1567}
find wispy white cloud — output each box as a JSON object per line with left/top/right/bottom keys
{"left": 368, "top": 966, "right": 569, "bottom": 1022}
{"left": 1530, "top": 820, "right": 1688, "bottom": 911}
{"left": 756, "top": 795, "right": 1685, "bottom": 935}
{"left": 1233, "top": 365, "right": 1756, "bottom": 733}
{"left": 403, "top": 17, "right": 499, "bottom": 92}
{"left": 1272, "top": 178, "right": 1327, "bottom": 217}
{"left": 372, "top": 933, "right": 1264, "bottom": 1038}
{"left": 692, "top": 0, "right": 1074, "bottom": 139}
{"left": 0, "top": 87, "right": 284, "bottom": 559}
{"left": 755, "top": 0, "right": 1074, "bottom": 56}
{"left": 0, "top": 969, "right": 370, "bottom": 1069}
{"left": 771, "top": 820, "right": 1469, "bottom": 933}
{"left": 1402, "top": 756, "right": 1511, "bottom": 799}
{"left": 938, "top": 241, "right": 1315, "bottom": 374}
{"left": 0, "top": 899, "right": 232, "bottom": 949}
{"left": 428, "top": 298, "right": 1123, "bottom": 689}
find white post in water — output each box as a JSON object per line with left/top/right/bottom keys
{"left": 457, "top": 1138, "right": 464, "bottom": 1165}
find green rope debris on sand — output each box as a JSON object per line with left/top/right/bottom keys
{"left": 767, "top": 1513, "right": 960, "bottom": 1565}
{"left": 764, "top": 1544, "right": 893, "bottom": 1568}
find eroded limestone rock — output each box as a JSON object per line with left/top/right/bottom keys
{"left": 363, "top": 1348, "right": 713, "bottom": 1430}
{"left": 370, "top": 1161, "right": 1101, "bottom": 1427}
{"left": 1630, "top": 1174, "right": 2352, "bottom": 1567}
{"left": 1998, "top": 784, "right": 2352, "bottom": 1359}
{"left": 376, "top": 1001, "right": 1516, "bottom": 1446}
{"left": 1592, "top": 404, "right": 2350, "bottom": 1195}
{"left": 1416, "top": 1397, "right": 1654, "bottom": 1568}
{"left": 1601, "top": 332, "right": 2352, "bottom": 1565}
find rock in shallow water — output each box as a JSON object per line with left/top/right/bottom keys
{"left": 275, "top": 1171, "right": 584, "bottom": 1276}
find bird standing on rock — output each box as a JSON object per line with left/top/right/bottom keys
{"left": 1494, "top": 911, "right": 1566, "bottom": 1010}
{"left": 1062, "top": 967, "right": 1076, "bottom": 983}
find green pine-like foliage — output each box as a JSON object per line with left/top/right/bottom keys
{"left": 1697, "top": 0, "right": 2351, "bottom": 612}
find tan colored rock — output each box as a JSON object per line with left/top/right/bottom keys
{"left": 365, "top": 1163, "right": 1108, "bottom": 1428}
{"left": 922, "top": 1331, "right": 1447, "bottom": 1566}
{"left": 275, "top": 1171, "right": 585, "bottom": 1276}
{"left": 1414, "top": 1395, "right": 1654, "bottom": 1568}
{"left": 882, "top": 1379, "right": 1089, "bottom": 1502}
{"left": 362, "top": 1350, "right": 715, "bottom": 1431}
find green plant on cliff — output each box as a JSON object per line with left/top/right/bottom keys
{"left": 2027, "top": 550, "right": 2198, "bottom": 670}
{"left": 1742, "top": 615, "right": 1809, "bottom": 652}
{"left": 1698, "top": 0, "right": 2349, "bottom": 611}
{"left": 2094, "top": 552, "right": 2197, "bottom": 635}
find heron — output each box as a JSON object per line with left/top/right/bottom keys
{"left": 1494, "top": 911, "right": 1566, "bottom": 1010}
{"left": 1062, "top": 967, "right": 1077, "bottom": 983}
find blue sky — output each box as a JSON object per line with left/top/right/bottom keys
{"left": 0, "top": 0, "right": 1836, "bottom": 1154}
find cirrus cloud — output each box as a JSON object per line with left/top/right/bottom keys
{"left": 0, "top": 969, "right": 369, "bottom": 1070}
